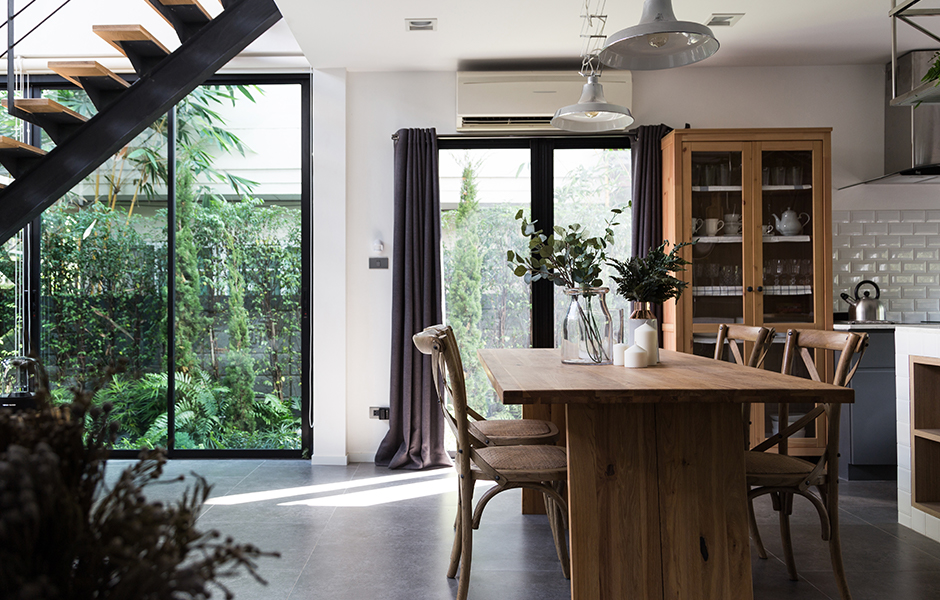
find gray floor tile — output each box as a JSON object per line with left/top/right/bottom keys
{"left": 99, "top": 460, "right": 940, "bottom": 600}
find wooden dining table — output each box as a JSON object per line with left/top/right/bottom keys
{"left": 477, "top": 347, "right": 854, "bottom": 600}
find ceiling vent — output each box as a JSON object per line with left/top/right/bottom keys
{"left": 406, "top": 18, "right": 437, "bottom": 32}
{"left": 705, "top": 13, "right": 744, "bottom": 27}
{"left": 456, "top": 71, "right": 632, "bottom": 132}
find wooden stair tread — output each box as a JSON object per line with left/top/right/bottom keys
{"left": 2, "top": 99, "right": 87, "bottom": 122}
{"left": 93, "top": 24, "right": 171, "bottom": 56}
{"left": 47, "top": 61, "right": 130, "bottom": 90}
{"left": 153, "top": 0, "right": 212, "bottom": 18}
{"left": 0, "top": 137, "right": 46, "bottom": 156}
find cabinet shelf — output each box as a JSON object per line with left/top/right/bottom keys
{"left": 692, "top": 185, "right": 742, "bottom": 192}
{"left": 691, "top": 234, "right": 811, "bottom": 243}
{"left": 694, "top": 235, "right": 741, "bottom": 243}
{"left": 764, "top": 234, "right": 810, "bottom": 243}
{"left": 915, "top": 428, "right": 940, "bottom": 444}
{"left": 691, "top": 285, "right": 812, "bottom": 297}
{"left": 762, "top": 185, "right": 813, "bottom": 191}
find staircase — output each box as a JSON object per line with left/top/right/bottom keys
{"left": 0, "top": 0, "right": 282, "bottom": 245}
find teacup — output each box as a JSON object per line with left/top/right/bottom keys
{"left": 703, "top": 218, "right": 724, "bottom": 237}
{"left": 692, "top": 218, "right": 704, "bottom": 234}
{"left": 763, "top": 224, "right": 775, "bottom": 235}
{"left": 723, "top": 214, "right": 741, "bottom": 235}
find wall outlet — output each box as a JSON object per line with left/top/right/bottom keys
{"left": 370, "top": 406, "right": 390, "bottom": 420}
{"left": 369, "top": 257, "right": 389, "bottom": 269}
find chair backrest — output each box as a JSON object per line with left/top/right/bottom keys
{"left": 413, "top": 325, "right": 494, "bottom": 477}
{"left": 753, "top": 329, "right": 868, "bottom": 486}
{"left": 714, "top": 324, "right": 776, "bottom": 368}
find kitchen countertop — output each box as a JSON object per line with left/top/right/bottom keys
{"left": 833, "top": 322, "right": 940, "bottom": 331}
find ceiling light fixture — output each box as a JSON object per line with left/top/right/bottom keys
{"left": 599, "top": 0, "right": 719, "bottom": 71}
{"left": 552, "top": 1, "right": 634, "bottom": 132}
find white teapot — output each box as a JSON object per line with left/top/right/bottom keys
{"left": 772, "top": 208, "right": 810, "bottom": 236}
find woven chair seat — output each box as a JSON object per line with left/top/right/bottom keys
{"left": 476, "top": 444, "right": 567, "bottom": 472}
{"left": 746, "top": 451, "right": 817, "bottom": 485}
{"left": 470, "top": 418, "right": 554, "bottom": 439}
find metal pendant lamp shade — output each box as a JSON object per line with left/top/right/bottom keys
{"left": 599, "top": 0, "right": 719, "bottom": 70}
{"left": 551, "top": 75, "right": 634, "bottom": 132}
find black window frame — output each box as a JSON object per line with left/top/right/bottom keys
{"left": 438, "top": 135, "right": 633, "bottom": 349}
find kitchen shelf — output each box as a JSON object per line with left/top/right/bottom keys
{"left": 890, "top": 79, "right": 940, "bottom": 106}
{"left": 916, "top": 428, "right": 940, "bottom": 444}
{"left": 692, "top": 286, "right": 741, "bottom": 297}
{"left": 694, "top": 235, "right": 742, "bottom": 243}
{"left": 691, "top": 185, "right": 742, "bottom": 192}
{"left": 762, "top": 185, "right": 813, "bottom": 191}
{"left": 763, "top": 234, "right": 810, "bottom": 243}
{"left": 763, "top": 285, "right": 813, "bottom": 296}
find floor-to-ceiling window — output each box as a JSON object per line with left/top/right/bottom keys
{"left": 439, "top": 137, "right": 631, "bottom": 420}
{"left": 4, "top": 74, "right": 310, "bottom": 457}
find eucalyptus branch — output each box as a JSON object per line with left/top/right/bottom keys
{"left": 506, "top": 206, "right": 625, "bottom": 289}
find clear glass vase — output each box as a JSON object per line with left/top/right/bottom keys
{"left": 560, "top": 287, "right": 613, "bottom": 364}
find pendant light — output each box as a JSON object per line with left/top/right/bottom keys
{"left": 552, "top": 0, "right": 634, "bottom": 133}
{"left": 599, "top": 0, "right": 719, "bottom": 71}
{"left": 552, "top": 74, "right": 633, "bottom": 132}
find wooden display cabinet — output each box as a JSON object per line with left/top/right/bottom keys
{"left": 661, "top": 128, "right": 833, "bottom": 454}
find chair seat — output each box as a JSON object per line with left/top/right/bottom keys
{"left": 470, "top": 418, "right": 558, "bottom": 445}
{"left": 746, "top": 451, "right": 822, "bottom": 486}
{"left": 475, "top": 444, "right": 567, "bottom": 475}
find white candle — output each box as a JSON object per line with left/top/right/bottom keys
{"left": 612, "top": 343, "right": 628, "bottom": 366}
{"left": 624, "top": 344, "right": 648, "bottom": 368}
{"left": 635, "top": 323, "right": 659, "bottom": 365}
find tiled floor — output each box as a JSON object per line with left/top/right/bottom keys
{"left": 104, "top": 460, "right": 940, "bottom": 600}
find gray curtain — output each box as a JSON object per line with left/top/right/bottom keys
{"left": 375, "top": 128, "right": 451, "bottom": 470}
{"left": 631, "top": 124, "right": 673, "bottom": 333}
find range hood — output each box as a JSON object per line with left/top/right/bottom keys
{"left": 843, "top": 50, "right": 940, "bottom": 188}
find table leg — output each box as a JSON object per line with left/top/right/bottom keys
{"left": 566, "top": 402, "right": 753, "bottom": 600}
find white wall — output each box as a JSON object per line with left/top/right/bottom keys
{"left": 340, "top": 64, "right": 938, "bottom": 461}
{"left": 344, "top": 71, "right": 456, "bottom": 462}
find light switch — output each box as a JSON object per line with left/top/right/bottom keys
{"left": 369, "top": 257, "right": 389, "bottom": 269}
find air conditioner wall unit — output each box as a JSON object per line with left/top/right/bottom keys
{"left": 456, "top": 71, "right": 633, "bottom": 132}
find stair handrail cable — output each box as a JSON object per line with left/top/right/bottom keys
{"left": 6, "top": 0, "right": 73, "bottom": 121}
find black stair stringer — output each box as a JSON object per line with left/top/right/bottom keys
{"left": 0, "top": 0, "right": 282, "bottom": 245}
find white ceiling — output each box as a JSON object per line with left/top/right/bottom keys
{"left": 275, "top": 0, "right": 940, "bottom": 71}
{"left": 10, "top": 0, "right": 940, "bottom": 73}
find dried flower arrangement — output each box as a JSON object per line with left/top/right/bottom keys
{"left": 0, "top": 358, "right": 277, "bottom": 599}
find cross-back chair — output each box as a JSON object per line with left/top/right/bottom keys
{"left": 747, "top": 328, "right": 868, "bottom": 600}
{"left": 413, "top": 325, "right": 570, "bottom": 600}
{"left": 714, "top": 323, "right": 776, "bottom": 449}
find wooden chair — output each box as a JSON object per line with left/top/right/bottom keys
{"left": 413, "top": 325, "right": 570, "bottom": 600}
{"left": 714, "top": 324, "right": 776, "bottom": 449}
{"left": 747, "top": 329, "right": 868, "bottom": 600}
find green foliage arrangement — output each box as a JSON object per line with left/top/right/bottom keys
{"left": 607, "top": 240, "right": 693, "bottom": 304}
{"left": 506, "top": 207, "right": 624, "bottom": 289}
{"left": 0, "top": 366, "right": 277, "bottom": 599}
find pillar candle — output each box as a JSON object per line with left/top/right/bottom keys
{"left": 612, "top": 343, "right": 628, "bottom": 366}
{"left": 635, "top": 323, "right": 658, "bottom": 365}
{"left": 624, "top": 344, "right": 648, "bottom": 368}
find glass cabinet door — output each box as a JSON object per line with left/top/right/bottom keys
{"left": 758, "top": 148, "right": 816, "bottom": 324}
{"left": 688, "top": 148, "right": 745, "bottom": 335}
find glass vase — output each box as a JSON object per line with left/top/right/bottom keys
{"left": 561, "top": 287, "right": 613, "bottom": 365}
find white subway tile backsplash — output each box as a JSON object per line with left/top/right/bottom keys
{"left": 834, "top": 210, "right": 940, "bottom": 318}
{"left": 839, "top": 222, "right": 864, "bottom": 236}
{"left": 917, "top": 274, "right": 940, "bottom": 286}
{"left": 927, "top": 515, "right": 940, "bottom": 542}
{"left": 913, "top": 508, "right": 927, "bottom": 535}
{"left": 898, "top": 444, "right": 911, "bottom": 470}
{"left": 893, "top": 250, "right": 916, "bottom": 263}
{"left": 879, "top": 235, "right": 903, "bottom": 249}
{"left": 889, "top": 222, "right": 915, "bottom": 235}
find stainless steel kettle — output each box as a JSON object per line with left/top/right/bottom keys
{"left": 840, "top": 279, "right": 886, "bottom": 322}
